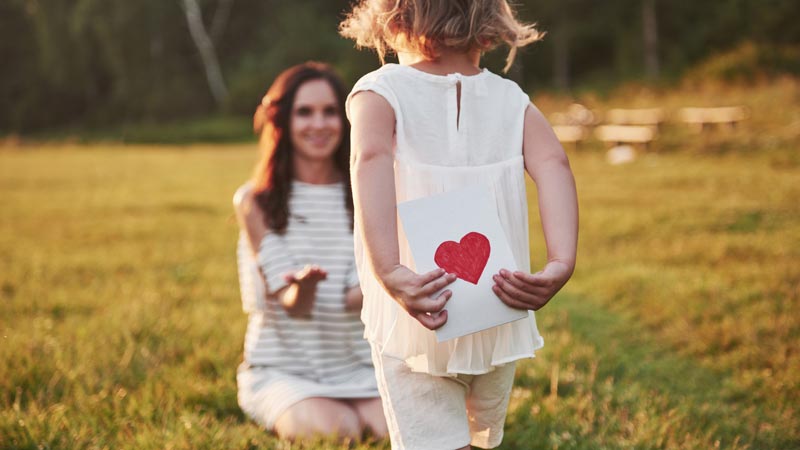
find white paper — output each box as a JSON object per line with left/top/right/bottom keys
{"left": 397, "top": 185, "right": 528, "bottom": 341}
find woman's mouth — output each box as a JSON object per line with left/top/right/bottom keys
{"left": 305, "top": 134, "right": 333, "bottom": 147}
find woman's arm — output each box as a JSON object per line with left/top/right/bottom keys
{"left": 492, "top": 104, "right": 578, "bottom": 310}
{"left": 343, "top": 259, "right": 363, "bottom": 312}
{"left": 233, "top": 186, "right": 323, "bottom": 317}
{"left": 348, "top": 91, "right": 456, "bottom": 330}
{"left": 344, "top": 286, "right": 363, "bottom": 311}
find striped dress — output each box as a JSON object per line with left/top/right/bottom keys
{"left": 236, "top": 181, "right": 378, "bottom": 429}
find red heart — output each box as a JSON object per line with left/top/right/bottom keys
{"left": 434, "top": 232, "right": 491, "bottom": 285}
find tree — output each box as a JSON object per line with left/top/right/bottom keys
{"left": 642, "top": 0, "right": 660, "bottom": 79}
{"left": 181, "top": 0, "right": 229, "bottom": 107}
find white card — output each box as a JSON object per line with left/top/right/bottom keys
{"left": 397, "top": 185, "right": 528, "bottom": 342}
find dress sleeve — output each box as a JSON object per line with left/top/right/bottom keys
{"left": 237, "top": 232, "right": 267, "bottom": 312}
{"left": 513, "top": 79, "right": 532, "bottom": 116}
{"left": 346, "top": 69, "right": 401, "bottom": 125}
{"left": 344, "top": 259, "right": 360, "bottom": 290}
{"left": 257, "top": 232, "right": 301, "bottom": 296}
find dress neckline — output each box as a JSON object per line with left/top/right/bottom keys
{"left": 292, "top": 179, "right": 343, "bottom": 189}
{"left": 386, "top": 63, "right": 489, "bottom": 83}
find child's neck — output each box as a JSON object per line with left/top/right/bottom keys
{"left": 398, "top": 48, "right": 481, "bottom": 76}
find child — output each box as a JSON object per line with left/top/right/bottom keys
{"left": 340, "top": 1, "right": 578, "bottom": 448}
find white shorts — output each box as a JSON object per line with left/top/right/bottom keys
{"left": 371, "top": 345, "right": 516, "bottom": 450}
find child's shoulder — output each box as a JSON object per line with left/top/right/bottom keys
{"left": 352, "top": 64, "right": 404, "bottom": 88}
{"left": 482, "top": 70, "right": 528, "bottom": 95}
{"left": 347, "top": 65, "right": 406, "bottom": 116}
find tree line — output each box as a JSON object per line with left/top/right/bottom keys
{"left": 1, "top": 0, "right": 798, "bottom": 132}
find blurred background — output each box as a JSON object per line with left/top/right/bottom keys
{"left": 1, "top": 0, "right": 798, "bottom": 136}
{"left": 1, "top": 1, "right": 798, "bottom": 449}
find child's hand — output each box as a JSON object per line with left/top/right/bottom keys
{"left": 381, "top": 266, "right": 457, "bottom": 330}
{"left": 492, "top": 261, "right": 574, "bottom": 311}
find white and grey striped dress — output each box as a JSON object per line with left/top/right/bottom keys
{"left": 236, "top": 181, "right": 378, "bottom": 429}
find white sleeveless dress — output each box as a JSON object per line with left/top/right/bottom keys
{"left": 346, "top": 64, "right": 545, "bottom": 376}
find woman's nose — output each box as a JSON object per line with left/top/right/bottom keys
{"left": 311, "top": 112, "right": 326, "bottom": 128}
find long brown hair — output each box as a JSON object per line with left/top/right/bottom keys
{"left": 252, "top": 62, "right": 353, "bottom": 234}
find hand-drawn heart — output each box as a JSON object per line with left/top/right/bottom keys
{"left": 434, "top": 232, "right": 491, "bottom": 285}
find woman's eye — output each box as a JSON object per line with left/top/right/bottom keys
{"left": 323, "top": 106, "right": 338, "bottom": 117}
{"left": 295, "top": 107, "right": 312, "bottom": 117}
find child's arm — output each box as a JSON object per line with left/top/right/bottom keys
{"left": 493, "top": 104, "right": 578, "bottom": 311}
{"left": 233, "top": 186, "right": 325, "bottom": 317}
{"left": 349, "top": 91, "right": 456, "bottom": 330}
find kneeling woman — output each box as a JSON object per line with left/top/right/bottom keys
{"left": 233, "top": 62, "right": 386, "bottom": 441}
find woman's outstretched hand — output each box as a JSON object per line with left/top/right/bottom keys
{"left": 283, "top": 264, "right": 328, "bottom": 286}
{"left": 279, "top": 265, "right": 328, "bottom": 317}
{"left": 492, "top": 261, "right": 574, "bottom": 311}
{"left": 381, "top": 266, "right": 456, "bottom": 330}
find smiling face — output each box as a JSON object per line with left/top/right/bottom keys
{"left": 289, "top": 79, "right": 344, "bottom": 164}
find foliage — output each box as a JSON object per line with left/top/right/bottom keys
{"left": 2, "top": 0, "right": 800, "bottom": 132}
{"left": 683, "top": 42, "right": 800, "bottom": 85}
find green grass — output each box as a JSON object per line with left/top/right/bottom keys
{"left": 2, "top": 82, "right": 799, "bottom": 449}
{"left": 18, "top": 115, "right": 255, "bottom": 145}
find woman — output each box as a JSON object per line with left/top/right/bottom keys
{"left": 233, "top": 62, "right": 386, "bottom": 442}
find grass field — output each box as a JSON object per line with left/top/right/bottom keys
{"left": 2, "top": 81, "right": 799, "bottom": 449}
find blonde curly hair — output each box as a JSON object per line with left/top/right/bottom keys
{"left": 339, "top": 0, "right": 543, "bottom": 72}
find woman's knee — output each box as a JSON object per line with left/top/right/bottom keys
{"left": 274, "top": 398, "right": 362, "bottom": 441}
{"left": 352, "top": 397, "right": 388, "bottom": 438}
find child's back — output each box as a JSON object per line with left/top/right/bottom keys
{"left": 352, "top": 63, "right": 528, "bottom": 167}
{"left": 346, "top": 63, "right": 544, "bottom": 376}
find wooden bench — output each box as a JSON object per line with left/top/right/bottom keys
{"left": 550, "top": 103, "right": 594, "bottom": 148}
{"left": 551, "top": 103, "right": 596, "bottom": 126}
{"left": 678, "top": 106, "right": 747, "bottom": 132}
{"left": 606, "top": 144, "right": 638, "bottom": 165}
{"left": 605, "top": 108, "right": 665, "bottom": 128}
{"left": 594, "top": 125, "right": 657, "bottom": 148}
{"left": 552, "top": 125, "right": 587, "bottom": 146}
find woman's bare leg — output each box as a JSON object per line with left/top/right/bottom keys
{"left": 273, "top": 397, "right": 361, "bottom": 441}
{"left": 350, "top": 397, "right": 388, "bottom": 439}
